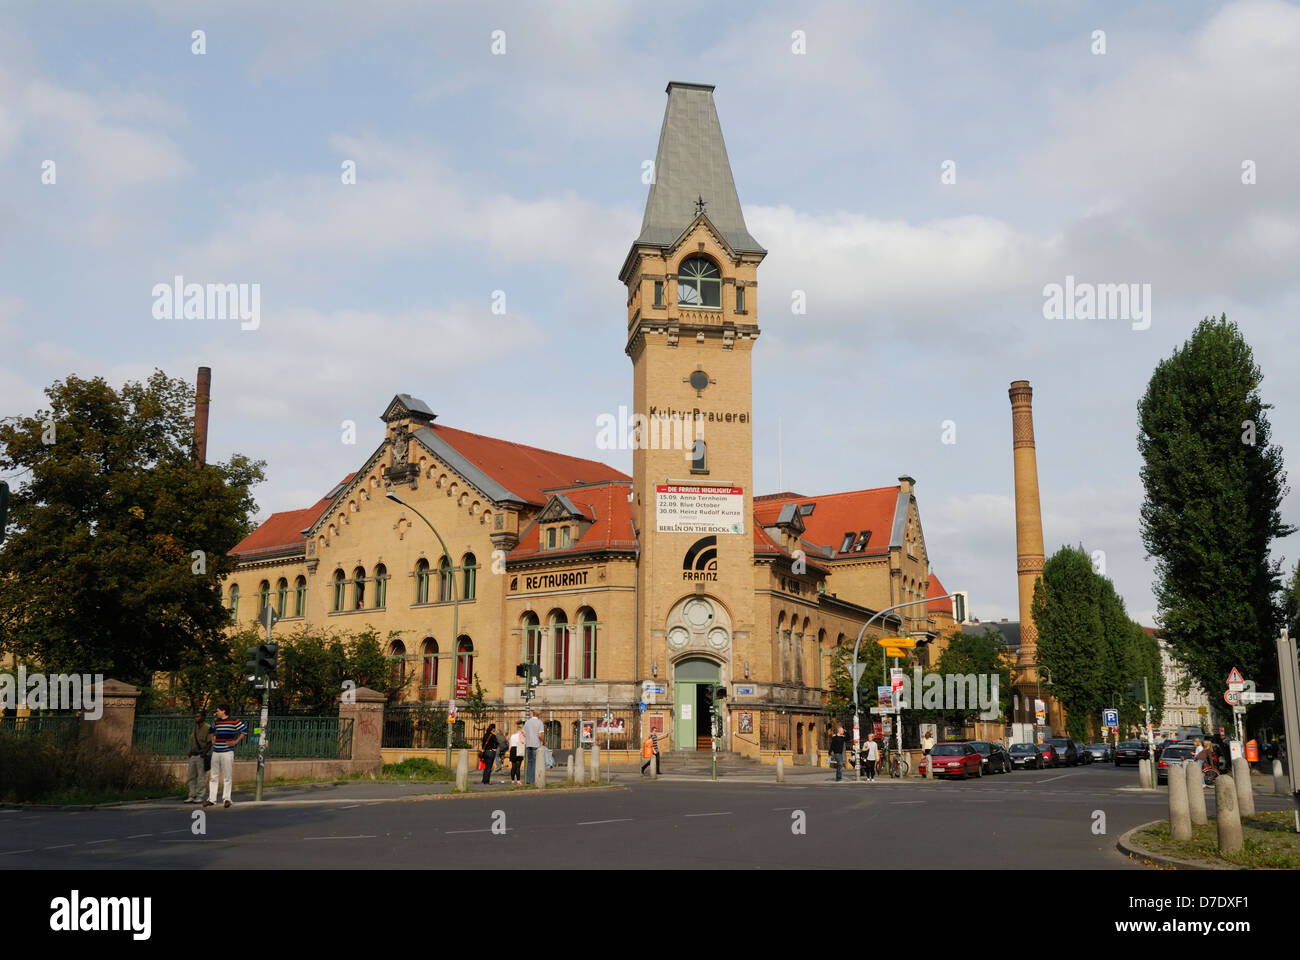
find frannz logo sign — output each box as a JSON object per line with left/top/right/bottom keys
{"left": 683, "top": 536, "right": 718, "bottom": 581}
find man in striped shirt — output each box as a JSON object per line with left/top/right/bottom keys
{"left": 205, "top": 704, "right": 248, "bottom": 808}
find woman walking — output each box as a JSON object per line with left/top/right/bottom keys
{"left": 508, "top": 721, "right": 525, "bottom": 786}
{"left": 480, "top": 724, "right": 500, "bottom": 785}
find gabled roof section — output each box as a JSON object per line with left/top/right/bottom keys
{"left": 635, "top": 82, "right": 764, "bottom": 256}
{"left": 756, "top": 486, "right": 902, "bottom": 558}
{"left": 381, "top": 394, "right": 435, "bottom": 424}
{"left": 926, "top": 574, "right": 952, "bottom": 614}
{"left": 231, "top": 473, "right": 356, "bottom": 560}
{"left": 412, "top": 424, "right": 628, "bottom": 507}
{"left": 509, "top": 482, "right": 638, "bottom": 560}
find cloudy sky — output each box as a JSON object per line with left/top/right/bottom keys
{"left": 2, "top": 0, "right": 1298, "bottom": 627}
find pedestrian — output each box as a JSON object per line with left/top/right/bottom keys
{"left": 865, "top": 736, "right": 879, "bottom": 781}
{"left": 830, "top": 724, "right": 847, "bottom": 781}
{"left": 205, "top": 704, "right": 247, "bottom": 808}
{"left": 186, "top": 709, "right": 212, "bottom": 803}
{"left": 494, "top": 725, "right": 507, "bottom": 774}
{"left": 640, "top": 732, "right": 662, "bottom": 776}
{"left": 523, "top": 709, "right": 545, "bottom": 785}
{"left": 480, "top": 724, "right": 500, "bottom": 785}
{"left": 921, "top": 729, "right": 935, "bottom": 765}
{"left": 508, "top": 721, "right": 525, "bottom": 785}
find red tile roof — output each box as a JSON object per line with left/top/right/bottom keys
{"left": 423, "top": 424, "right": 628, "bottom": 506}
{"left": 926, "top": 574, "right": 952, "bottom": 613}
{"left": 509, "top": 482, "right": 638, "bottom": 559}
{"left": 755, "top": 486, "right": 901, "bottom": 556}
{"left": 230, "top": 474, "right": 356, "bottom": 560}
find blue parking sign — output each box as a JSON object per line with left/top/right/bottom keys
{"left": 1103, "top": 708, "right": 1118, "bottom": 728}
{"left": 638, "top": 701, "right": 647, "bottom": 713}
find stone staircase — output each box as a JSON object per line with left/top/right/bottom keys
{"left": 655, "top": 750, "right": 769, "bottom": 775}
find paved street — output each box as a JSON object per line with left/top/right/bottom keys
{"left": 3, "top": 764, "right": 1290, "bottom": 870}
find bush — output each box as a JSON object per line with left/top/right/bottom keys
{"left": 381, "top": 757, "right": 453, "bottom": 781}
{"left": 0, "top": 732, "right": 177, "bottom": 804}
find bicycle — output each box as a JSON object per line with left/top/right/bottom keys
{"left": 887, "top": 752, "right": 910, "bottom": 778}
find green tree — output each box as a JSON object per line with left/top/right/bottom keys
{"left": 1033, "top": 546, "right": 1110, "bottom": 739}
{"left": 0, "top": 372, "right": 264, "bottom": 680}
{"left": 1138, "top": 315, "right": 1293, "bottom": 706}
{"left": 934, "top": 627, "right": 1012, "bottom": 726}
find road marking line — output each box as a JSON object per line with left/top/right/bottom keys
{"left": 684, "top": 812, "right": 732, "bottom": 817}
{"left": 43, "top": 844, "right": 75, "bottom": 850}
{"left": 1036, "top": 775, "right": 1071, "bottom": 784}
{"left": 577, "top": 819, "right": 633, "bottom": 825}
{"left": 0, "top": 849, "right": 34, "bottom": 855}
{"left": 86, "top": 839, "right": 116, "bottom": 845}
{"left": 303, "top": 835, "right": 376, "bottom": 840}
{"left": 444, "top": 828, "right": 494, "bottom": 834}
{"left": 890, "top": 801, "right": 925, "bottom": 805}
{"left": 340, "top": 804, "right": 360, "bottom": 810}
{"left": 162, "top": 828, "right": 187, "bottom": 834}
{"left": 127, "top": 834, "right": 153, "bottom": 839}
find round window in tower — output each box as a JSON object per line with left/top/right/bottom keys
{"left": 689, "top": 370, "right": 710, "bottom": 392}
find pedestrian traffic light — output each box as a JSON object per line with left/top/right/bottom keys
{"left": 256, "top": 642, "right": 278, "bottom": 678}
{"left": 244, "top": 645, "right": 261, "bottom": 682}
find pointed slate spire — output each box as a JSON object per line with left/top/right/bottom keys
{"left": 637, "top": 82, "right": 764, "bottom": 255}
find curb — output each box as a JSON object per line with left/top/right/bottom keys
{"left": 396, "top": 784, "right": 627, "bottom": 803}
{"left": 1115, "top": 820, "right": 1232, "bottom": 871}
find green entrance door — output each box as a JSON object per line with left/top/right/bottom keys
{"left": 673, "top": 658, "right": 720, "bottom": 751}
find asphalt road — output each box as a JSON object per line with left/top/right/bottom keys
{"left": 2, "top": 764, "right": 1291, "bottom": 870}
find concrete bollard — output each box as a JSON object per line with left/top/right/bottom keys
{"left": 567, "top": 754, "right": 575, "bottom": 783}
{"left": 1214, "top": 774, "right": 1243, "bottom": 853}
{"left": 1274, "top": 758, "right": 1287, "bottom": 796}
{"left": 1186, "top": 760, "right": 1208, "bottom": 826}
{"left": 537, "top": 750, "right": 547, "bottom": 788}
{"left": 1138, "top": 757, "right": 1152, "bottom": 789}
{"left": 455, "top": 748, "right": 468, "bottom": 791}
{"left": 1232, "top": 757, "right": 1255, "bottom": 817}
{"left": 776, "top": 755, "right": 785, "bottom": 783}
{"left": 649, "top": 752, "right": 658, "bottom": 779}
{"left": 810, "top": 748, "right": 818, "bottom": 769}
{"left": 590, "top": 743, "right": 600, "bottom": 783}
{"left": 1167, "top": 760, "right": 1192, "bottom": 840}
{"left": 577, "top": 748, "right": 586, "bottom": 784}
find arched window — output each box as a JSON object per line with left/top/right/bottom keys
{"left": 258, "top": 580, "right": 270, "bottom": 616}
{"left": 677, "top": 256, "right": 721, "bottom": 307}
{"left": 579, "top": 608, "right": 597, "bottom": 680}
{"left": 523, "top": 612, "right": 542, "bottom": 667}
{"left": 462, "top": 553, "right": 477, "bottom": 600}
{"left": 550, "top": 611, "right": 569, "bottom": 681}
{"left": 228, "top": 584, "right": 239, "bottom": 622}
{"left": 332, "top": 569, "right": 345, "bottom": 612}
{"left": 422, "top": 638, "right": 438, "bottom": 690}
{"left": 353, "top": 566, "right": 366, "bottom": 610}
{"left": 438, "top": 556, "right": 453, "bottom": 603}
{"left": 374, "top": 563, "right": 388, "bottom": 609}
{"left": 415, "top": 559, "right": 430, "bottom": 604}
{"left": 275, "top": 578, "right": 288, "bottom": 617}
{"left": 456, "top": 637, "right": 473, "bottom": 693}
{"left": 388, "top": 639, "right": 406, "bottom": 687}
{"left": 294, "top": 576, "right": 307, "bottom": 617}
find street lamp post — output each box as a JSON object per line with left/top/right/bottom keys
{"left": 386, "top": 488, "right": 459, "bottom": 767}
{"left": 851, "top": 593, "right": 960, "bottom": 783}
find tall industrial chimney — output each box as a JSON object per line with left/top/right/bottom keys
{"left": 195, "top": 366, "right": 212, "bottom": 467}
{"left": 1008, "top": 380, "right": 1045, "bottom": 679}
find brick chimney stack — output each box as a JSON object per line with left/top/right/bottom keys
{"left": 195, "top": 366, "right": 211, "bottom": 467}
{"left": 1008, "top": 380, "right": 1045, "bottom": 681}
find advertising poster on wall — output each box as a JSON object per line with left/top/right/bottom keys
{"left": 655, "top": 484, "right": 745, "bottom": 534}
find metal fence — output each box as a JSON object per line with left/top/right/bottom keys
{"left": 132, "top": 715, "right": 353, "bottom": 760}
{"left": 381, "top": 705, "right": 636, "bottom": 752}
{"left": 0, "top": 714, "right": 81, "bottom": 743}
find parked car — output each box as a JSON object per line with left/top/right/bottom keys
{"left": 1046, "top": 738, "right": 1079, "bottom": 766}
{"left": 1008, "top": 742, "right": 1044, "bottom": 769}
{"left": 1156, "top": 742, "right": 1199, "bottom": 784}
{"left": 1085, "top": 743, "right": 1113, "bottom": 762}
{"left": 1114, "top": 740, "right": 1150, "bottom": 766}
{"left": 1154, "top": 739, "right": 1177, "bottom": 762}
{"left": 924, "top": 742, "right": 984, "bottom": 779}
{"left": 1038, "top": 743, "right": 1059, "bottom": 767}
{"left": 1072, "top": 740, "right": 1093, "bottom": 765}
{"left": 969, "top": 740, "right": 1012, "bottom": 774}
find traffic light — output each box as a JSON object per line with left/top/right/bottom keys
{"left": 516, "top": 663, "right": 528, "bottom": 679}
{"left": 257, "top": 642, "right": 278, "bottom": 678}
{"left": 244, "top": 645, "right": 261, "bottom": 682}
{"left": 1127, "top": 681, "right": 1143, "bottom": 702}
{"left": 531, "top": 662, "right": 543, "bottom": 683}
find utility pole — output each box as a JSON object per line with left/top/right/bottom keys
{"left": 249, "top": 605, "right": 279, "bottom": 802}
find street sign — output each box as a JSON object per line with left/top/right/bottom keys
{"left": 1103, "top": 708, "right": 1118, "bottom": 728}
{"left": 638, "top": 701, "right": 647, "bottom": 713}
{"left": 850, "top": 663, "right": 868, "bottom": 686}
{"left": 1227, "top": 667, "right": 1245, "bottom": 690}
{"left": 1233, "top": 705, "right": 1246, "bottom": 715}
{"left": 885, "top": 646, "right": 907, "bottom": 658}
{"left": 260, "top": 605, "right": 279, "bottom": 632}
{"left": 1224, "top": 690, "right": 1241, "bottom": 705}
{"left": 735, "top": 685, "right": 755, "bottom": 696}
{"left": 869, "top": 706, "right": 892, "bottom": 715}
{"left": 876, "top": 636, "right": 916, "bottom": 649}
{"left": 1240, "top": 691, "right": 1275, "bottom": 703}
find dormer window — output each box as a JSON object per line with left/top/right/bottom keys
{"left": 853, "top": 530, "right": 871, "bottom": 552}
{"left": 839, "top": 533, "right": 854, "bottom": 554}
{"left": 560, "top": 526, "right": 571, "bottom": 548}
{"left": 678, "top": 257, "right": 721, "bottom": 308}
{"left": 546, "top": 528, "right": 557, "bottom": 550}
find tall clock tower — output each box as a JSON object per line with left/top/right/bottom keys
{"left": 619, "top": 82, "right": 766, "bottom": 750}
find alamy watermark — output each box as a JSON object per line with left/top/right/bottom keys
{"left": 595, "top": 405, "right": 706, "bottom": 455}
{"left": 884, "top": 669, "right": 1000, "bottom": 720}
{"left": 0, "top": 668, "right": 104, "bottom": 719}
{"left": 151, "top": 275, "right": 260, "bottom": 330}
{"left": 1042, "top": 275, "right": 1150, "bottom": 330}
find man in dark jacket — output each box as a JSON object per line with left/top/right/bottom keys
{"left": 186, "top": 710, "right": 212, "bottom": 803}
{"left": 830, "top": 725, "right": 848, "bottom": 781}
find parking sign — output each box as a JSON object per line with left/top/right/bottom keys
{"left": 1103, "top": 708, "right": 1118, "bottom": 728}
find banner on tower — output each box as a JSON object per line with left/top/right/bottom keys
{"left": 655, "top": 484, "right": 745, "bottom": 534}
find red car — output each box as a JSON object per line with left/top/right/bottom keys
{"left": 923, "top": 743, "right": 984, "bottom": 779}
{"left": 1038, "top": 744, "right": 1058, "bottom": 767}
